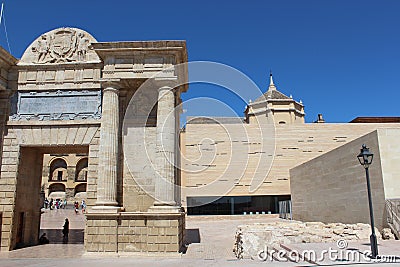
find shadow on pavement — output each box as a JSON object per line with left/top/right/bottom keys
{"left": 39, "top": 229, "right": 84, "bottom": 244}
{"left": 185, "top": 228, "right": 201, "bottom": 244}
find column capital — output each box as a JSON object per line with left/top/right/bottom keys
{"left": 103, "top": 87, "right": 120, "bottom": 95}
{"left": 157, "top": 85, "right": 177, "bottom": 93}
{"left": 100, "top": 79, "right": 121, "bottom": 90}
{"left": 153, "top": 77, "right": 178, "bottom": 89}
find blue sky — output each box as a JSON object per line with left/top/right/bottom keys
{"left": 1, "top": 1, "right": 399, "bottom": 122}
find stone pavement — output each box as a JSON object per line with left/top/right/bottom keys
{"left": 183, "top": 214, "right": 281, "bottom": 260}
{"left": 0, "top": 210, "right": 399, "bottom": 266}
{"left": 39, "top": 207, "right": 85, "bottom": 244}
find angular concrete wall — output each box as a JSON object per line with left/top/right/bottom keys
{"left": 376, "top": 129, "right": 400, "bottom": 199}
{"left": 290, "top": 129, "right": 400, "bottom": 230}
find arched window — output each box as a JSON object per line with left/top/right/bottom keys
{"left": 48, "top": 183, "right": 66, "bottom": 194}
{"left": 49, "top": 158, "right": 67, "bottom": 181}
{"left": 48, "top": 183, "right": 66, "bottom": 200}
{"left": 279, "top": 121, "right": 286, "bottom": 124}
{"left": 75, "top": 157, "right": 88, "bottom": 182}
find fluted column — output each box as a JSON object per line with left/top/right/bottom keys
{"left": 95, "top": 83, "right": 120, "bottom": 208}
{"left": 152, "top": 85, "right": 179, "bottom": 210}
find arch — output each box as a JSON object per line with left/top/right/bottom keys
{"left": 49, "top": 158, "right": 68, "bottom": 181}
{"left": 75, "top": 157, "right": 88, "bottom": 182}
{"left": 74, "top": 183, "right": 87, "bottom": 196}
{"left": 48, "top": 183, "right": 66, "bottom": 194}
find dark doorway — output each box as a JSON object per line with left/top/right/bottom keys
{"left": 57, "top": 171, "right": 63, "bottom": 181}
{"left": 187, "top": 195, "right": 291, "bottom": 215}
{"left": 15, "top": 212, "right": 25, "bottom": 248}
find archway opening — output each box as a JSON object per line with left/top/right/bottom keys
{"left": 74, "top": 183, "right": 87, "bottom": 201}
{"left": 48, "top": 183, "right": 66, "bottom": 200}
{"left": 12, "top": 146, "right": 88, "bottom": 249}
{"left": 75, "top": 158, "right": 88, "bottom": 182}
{"left": 49, "top": 158, "right": 68, "bottom": 181}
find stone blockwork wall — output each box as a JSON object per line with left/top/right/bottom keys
{"left": 0, "top": 143, "right": 20, "bottom": 251}
{"left": 290, "top": 130, "right": 389, "bottom": 230}
{"left": 85, "top": 213, "right": 185, "bottom": 254}
{"left": 182, "top": 121, "right": 400, "bottom": 201}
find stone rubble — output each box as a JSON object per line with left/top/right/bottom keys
{"left": 233, "top": 221, "right": 396, "bottom": 259}
{"left": 382, "top": 227, "right": 396, "bottom": 240}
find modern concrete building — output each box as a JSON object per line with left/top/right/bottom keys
{"left": 181, "top": 74, "right": 400, "bottom": 225}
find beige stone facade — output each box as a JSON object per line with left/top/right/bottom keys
{"left": 182, "top": 122, "right": 400, "bottom": 198}
{"left": 0, "top": 27, "right": 188, "bottom": 254}
{"left": 181, "top": 75, "right": 400, "bottom": 216}
{"left": 41, "top": 153, "right": 88, "bottom": 201}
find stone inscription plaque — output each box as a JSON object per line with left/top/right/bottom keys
{"left": 10, "top": 90, "right": 102, "bottom": 121}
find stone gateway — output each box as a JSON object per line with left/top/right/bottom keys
{"left": 0, "top": 27, "right": 188, "bottom": 255}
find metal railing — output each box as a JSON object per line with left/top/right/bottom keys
{"left": 386, "top": 198, "right": 400, "bottom": 239}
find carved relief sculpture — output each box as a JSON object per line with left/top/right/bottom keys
{"left": 77, "top": 32, "right": 89, "bottom": 61}
{"left": 36, "top": 35, "right": 49, "bottom": 62}
{"left": 31, "top": 28, "right": 91, "bottom": 63}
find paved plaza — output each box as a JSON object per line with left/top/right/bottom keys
{"left": 0, "top": 208, "right": 398, "bottom": 266}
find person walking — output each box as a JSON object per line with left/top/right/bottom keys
{"left": 44, "top": 198, "right": 49, "bottom": 209}
{"left": 63, "top": 199, "right": 67, "bottom": 209}
{"left": 81, "top": 200, "right": 86, "bottom": 213}
{"left": 74, "top": 201, "right": 79, "bottom": 214}
{"left": 62, "top": 218, "right": 69, "bottom": 243}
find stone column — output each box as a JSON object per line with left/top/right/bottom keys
{"left": 151, "top": 85, "right": 179, "bottom": 211}
{"left": 95, "top": 82, "right": 120, "bottom": 209}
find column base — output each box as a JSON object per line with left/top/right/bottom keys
{"left": 85, "top": 211, "right": 186, "bottom": 254}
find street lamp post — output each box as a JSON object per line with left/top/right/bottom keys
{"left": 357, "top": 144, "right": 378, "bottom": 259}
